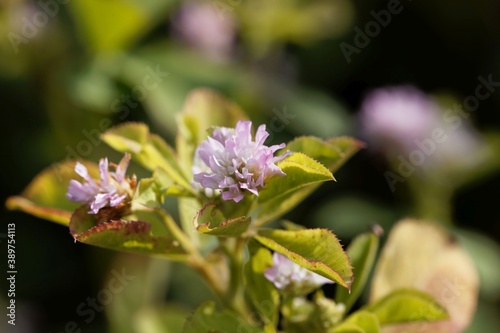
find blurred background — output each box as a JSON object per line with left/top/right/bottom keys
{"left": 1, "top": 0, "right": 499, "bottom": 332}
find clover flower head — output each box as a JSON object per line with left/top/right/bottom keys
{"left": 193, "top": 120, "right": 289, "bottom": 202}
{"left": 359, "top": 86, "right": 439, "bottom": 152}
{"left": 67, "top": 153, "right": 135, "bottom": 214}
{"left": 173, "top": 0, "right": 236, "bottom": 61}
{"left": 264, "top": 252, "right": 334, "bottom": 296}
{"left": 359, "top": 86, "right": 487, "bottom": 168}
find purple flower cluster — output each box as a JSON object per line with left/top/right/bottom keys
{"left": 265, "top": 252, "right": 333, "bottom": 295}
{"left": 359, "top": 86, "right": 439, "bottom": 152}
{"left": 359, "top": 85, "right": 485, "bottom": 167}
{"left": 173, "top": 0, "right": 236, "bottom": 61}
{"left": 193, "top": 120, "right": 288, "bottom": 202}
{"left": 67, "top": 154, "right": 134, "bottom": 214}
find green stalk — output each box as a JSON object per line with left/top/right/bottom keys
{"left": 220, "top": 237, "right": 253, "bottom": 319}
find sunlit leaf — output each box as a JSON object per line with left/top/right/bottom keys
{"left": 254, "top": 228, "right": 353, "bottom": 290}
{"left": 331, "top": 322, "right": 365, "bottom": 333}
{"left": 254, "top": 137, "right": 362, "bottom": 226}
{"left": 100, "top": 122, "right": 149, "bottom": 153}
{"left": 179, "top": 88, "right": 248, "bottom": 146}
{"left": 282, "top": 220, "right": 306, "bottom": 231}
{"left": 365, "top": 289, "right": 448, "bottom": 325}
{"left": 101, "top": 122, "right": 192, "bottom": 191}
{"left": 336, "top": 233, "right": 380, "bottom": 312}
{"left": 342, "top": 310, "right": 380, "bottom": 333}
{"left": 68, "top": 0, "right": 176, "bottom": 53}
{"left": 243, "top": 241, "right": 280, "bottom": 325}
{"left": 176, "top": 88, "right": 248, "bottom": 173}
{"left": 238, "top": 1, "right": 354, "bottom": 56}
{"left": 132, "top": 178, "right": 162, "bottom": 209}
{"left": 258, "top": 152, "right": 334, "bottom": 203}
{"left": 286, "top": 136, "right": 364, "bottom": 174}
{"left": 263, "top": 324, "right": 277, "bottom": 333}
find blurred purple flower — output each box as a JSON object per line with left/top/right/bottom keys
{"left": 265, "top": 252, "right": 333, "bottom": 295}
{"left": 173, "top": 1, "right": 236, "bottom": 61}
{"left": 359, "top": 86, "right": 487, "bottom": 170}
{"left": 359, "top": 86, "right": 439, "bottom": 152}
{"left": 193, "top": 120, "right": 288, "bottom": 202}
{"left": 67, "top": 154, "right": 133, "bottom": 214}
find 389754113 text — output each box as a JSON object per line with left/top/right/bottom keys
{"left": 6, "top": 223, "right": 16, "bottom": 326}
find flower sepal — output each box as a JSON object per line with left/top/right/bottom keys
{"left": 194, "top": 203, "right": 251, "bottom": 237}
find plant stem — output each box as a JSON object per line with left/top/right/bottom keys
{"left": 188, "top": 254, "right": 227, "bottom": 301}
{"left": 409, "top": 178, "right": 454, "bottom": 225}
{"left": 221, "top": 237, "right": 253, "bottom": 319}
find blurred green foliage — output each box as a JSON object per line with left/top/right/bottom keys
{"left": 1, "top": 0, "right": 499, "bottom": 332}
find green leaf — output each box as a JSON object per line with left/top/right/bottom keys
{"left": 101, "top": 122, "right": 192, "bottom": 191}
{"left": 263, "top": 324, "right": 277, "bottom": 333}
{"left": 182, "top": 302, "right": 261, "bottom": 333}
{"left": 178, "top": 88, "right": 248, "bottom": 147}
{"left": 194, "top": 203, "right": 251, "bottom": 237}
{"left": 100, "top": 122, "right": 149, "bottom": 153}
{"left": 364, "top": 289, "right": 449, "bottom": 325}
{"left": 254, "top": 137, "right": 362, "bottom": 226}
{"left": 126, "top": 210, "right": 171, "bottom": 238}
{"left": 178, "top": 197, "right": 218, "bottom": 253}
{"left": 282, "top": 220, "right": 306, "bottom": 231}
{"left": 254, "top": 185, "right": 317, "bottom": 227}
{"left": 5, "top": 160, "right": 99, "bottom": 225}
{"left": 325, "top": 137, "right": 365, "bottom": 174}
{"left": 258, "top": 152, "right": 334, "bottom": 203}
{"left": 131, "top": 168, "right": 192, "bottom": 211}
{"left": 120, "top": 209, "right": 194, "bottom": 255}
{"left": 68, "top": 0, "right": 176, "bottom": 53}
{"left": 69, "top": 207, "right": 188, "bottom": 260}
{"left": 336, "top": 233, "right": 380, "bottom": 312}
{"left": 132, "top": 178, "right": 162, "bottom": 209}
{"left": 331, "top": 322, "right": 365, "bottom": 333}
{"left": 130, "top": 209, "right": 193, "bottom": 253}
{"left": 343, "top": 311, "right": 380, "bottom": 333}
{"left": 285, "top": 136, "right": 362, "bottom": 173}
{"left": 243, "top": 240, "right": 280, "bottom": 325}
{"left": 153, "top": 167, "right": 193, "bottom": 197}
{"left": 176, "top": 89, "right": 248, "bottom": 172}
{"left": 254, "top": 229, "right": 353, "bottom": 290}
